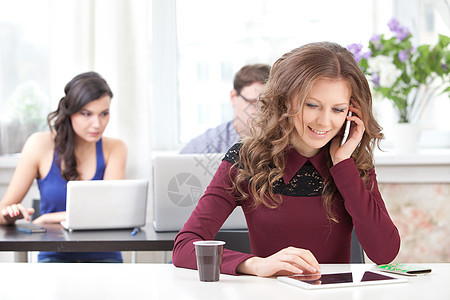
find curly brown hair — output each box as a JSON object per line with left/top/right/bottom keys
{"left": 232, "top": 42, "right": 383, "bottom": 222}
{"left": 47, "top": 72, "right": 113, "bottom": 181}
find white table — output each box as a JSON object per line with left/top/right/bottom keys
{"left": 0, "top": 263, "right": 447, "bottom": 300}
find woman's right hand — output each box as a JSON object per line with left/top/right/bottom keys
{"left": 1, "top": 204, "right": 35, "bottom": 224}
{"left": 236, "top": 246, "right": 321, "bottom": 277}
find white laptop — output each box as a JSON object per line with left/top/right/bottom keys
{"left": 61, "top": 179, "right": 148, "bottom": 231}
{"left": 152, "top": 153, "right": 247, "bottom": 232}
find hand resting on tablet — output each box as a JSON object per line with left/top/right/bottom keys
{"left": 237, "top": 246, "right": 321, "bottom": 277}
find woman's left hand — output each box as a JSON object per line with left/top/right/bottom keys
{"left": 329, "top": 105, "right": 365, "bottom": 165}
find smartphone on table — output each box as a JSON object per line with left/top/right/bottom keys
{"left": 375, "top": 263, "right": 432, "bottom": 276}
{"left": 17, "top": 223, "right": 46, "bottom": 233}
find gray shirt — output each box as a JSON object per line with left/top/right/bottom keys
{"left": 180, "top": 121, "right": 240, "bottom": 154}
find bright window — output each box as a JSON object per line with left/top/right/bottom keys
{"left": 0, "top": 0, "right": 52, "bottom": 154}
{"left": 152, "top": 0, "right": 450, "bottom": 150}
{"left": 176, "top": 0, "right": 378, "bottom": 144}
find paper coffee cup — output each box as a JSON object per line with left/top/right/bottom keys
{"left": 193, "top": 240, "right": 226, "bottom": 282}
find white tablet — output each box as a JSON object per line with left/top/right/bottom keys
{"left": 278, "top": 270, "right": 408, "bottom": 290}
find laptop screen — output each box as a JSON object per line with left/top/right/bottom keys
{"left": 152, "top": 153, "right": 247, "bottom": 232}
{"left": 64, "top": 179, "right": 148, "bottom": 231}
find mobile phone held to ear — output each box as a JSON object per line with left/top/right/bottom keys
{"left": 340, "top": 110, "right": 352, "bottom": 146}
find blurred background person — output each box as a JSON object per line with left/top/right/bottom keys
{"left": 0, "top": 72, "right": 127, "bottom": 263}
{"left": 180, "top": 64, "right": 270, "bottom": 154}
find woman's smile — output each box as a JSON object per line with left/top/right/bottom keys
{"left": 308, "top": 126, "right": 330, "bottom": 136}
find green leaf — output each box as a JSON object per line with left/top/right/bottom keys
{"left": 358, "top": 22, "right": 450, "bottom": 121}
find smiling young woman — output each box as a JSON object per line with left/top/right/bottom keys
{"left": 173, "top": 41, "right": 400, "bottom": 278}
{"left": 292, "top": 78, "right": 352, "bottom": 158}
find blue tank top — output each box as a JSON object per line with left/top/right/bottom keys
{"left": 37, "top": 139, "right": 122, "bottom": 262}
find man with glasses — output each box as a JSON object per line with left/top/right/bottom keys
{"left": 180, "top": 64, "right": 270, "bottom": 154}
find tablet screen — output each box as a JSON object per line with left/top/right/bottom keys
{"left": 361, "top": 271, "right": 397, "bottom": 282}
{"left": 288, "top": 271, "right": 396, "bottom": 285}
{"left": 279, "top": 271, "right": 404, "bottom": 289}
{"left": 290, "top": 272, "right": 353, "bottom": 285}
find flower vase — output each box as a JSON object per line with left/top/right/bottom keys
{"left": 392, "top": 123, "right": 421, "bottom": 154}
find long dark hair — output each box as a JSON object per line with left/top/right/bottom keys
{"left": 232, "top": 42, "right": 383, "bottom": 222}
{"left": 47, "top": 72, "right": 113, "bottom": 181}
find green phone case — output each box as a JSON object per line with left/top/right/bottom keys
{"left": 375, "top": 263, "right": 432, "bottom": 276}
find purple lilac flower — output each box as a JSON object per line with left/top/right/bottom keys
{"left": 372, "top": 73, "right": 380, "bottom": 88}
{"left": 347, "top": 43, "right": 363, "bottom": 53}
{"left": 396, "top": 27, "right": 410, "bottom": 41}
{"left": 363, "top": 51, "right": 372, "bottom": 59}
{"left": 370, "top": 34, "right": 382, "bottom": 50}
{"left": 347, "top": 43, "right": 364, "bottom": 63}
{"left": 443, "top": 63, "right": 448, "bottom": 71}
{"left": 370, "top": 34, "right": 381, "bottom": 43}
{"left": 387, "top": 18, "right": 410, "bottom": 41}
{"left": 387, "top": 18, "right": 400, "bottom": 32}
{"left": 398, "top": 50, "right": 410, "bottom": 62}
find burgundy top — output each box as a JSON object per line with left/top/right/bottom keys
{"left": 172, "top": 145, "right": 400, "bottom": 275}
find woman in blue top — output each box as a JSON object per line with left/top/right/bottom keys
{"left": 0, "top": 72, "right": 127, "bottom": 262}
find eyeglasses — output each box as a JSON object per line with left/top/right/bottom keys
{"left": 238, "top": 93, "right": 258, "bottom": 105}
